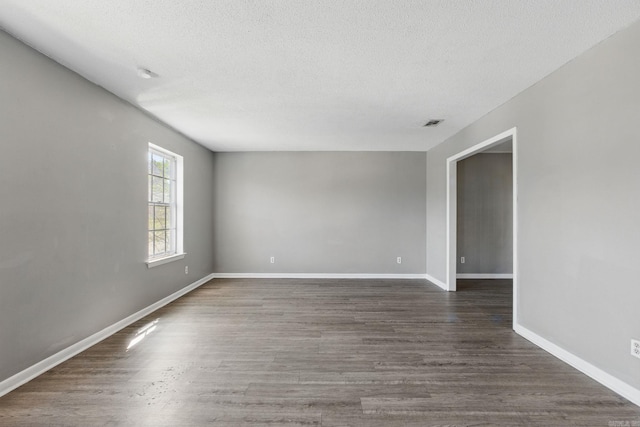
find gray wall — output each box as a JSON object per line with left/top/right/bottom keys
{"left": 427, "top": 21, "right": 640, "bottom": 389}
{"left": 457, "top": 153, "right": 512, "bottom": 274}
{"left": 213, "top": 152, "right": 426, "bottom": 274}
{"left": 0, "top": 31, "right": 215, "bottom": 383}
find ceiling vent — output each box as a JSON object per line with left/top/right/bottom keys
{"left": 423, "top": 119, "right": 444, "bottom": 127}
{"left": 137, "top": 68, "right": 158, "bottom": 79}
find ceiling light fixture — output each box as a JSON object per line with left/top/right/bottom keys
{"left": 137, "top": 67, "right": 158, "bottom": 79}
{"left": 423, "top": 119, "right": 444, "bottom": 127}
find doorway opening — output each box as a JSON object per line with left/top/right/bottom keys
{"left": 446, "top": 128, "right": 518, "bottom": 328}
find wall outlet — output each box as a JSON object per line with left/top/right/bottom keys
{"left": 270, "top": 256, "right": 275, "bottom": 264}
{"left": 185, "top": 266, "right": 188, "bottom": 275}
{"left": 397, "top": 257, "right": 402, "bottom": 264}
{"left": 632, "top": 339, "right": 640, "bottom": 359}
{"left": 460, "top": 256, "right": 465, "bottom": 264}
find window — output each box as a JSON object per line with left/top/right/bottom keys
{"left": 147, "top": 143, "right": 184, "bottom": 267}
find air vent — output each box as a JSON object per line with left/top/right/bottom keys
{"left": 423, "top": 119, "right": 444, "bottom": 127}
{"left": 137, "top": 67, "right": 159, "bottom": 79}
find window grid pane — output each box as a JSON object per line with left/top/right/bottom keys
{"left": 163, "top": 179, "right": 170, "bottom": 204}
{"left": 148, "top": 205, "right": 154, "bottom": 230}
{"left": 154, "top": 231, "right": 166, "bottom": 254}
{"left": 154, "top": 206, "right": 166, "bottom": 230}
{"left": 163, "top": 159, "right": 170, "bottom": 178}
{"left": 148, "top": 146, "right": 178, "bottom": 260}
{"left": 152, "top": 177, "right": 163, "bottom": 203}
{"left": 152, "top": 154, "right": 163, "bottom": 176}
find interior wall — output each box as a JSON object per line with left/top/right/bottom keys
{"left": 0, "top": 31, "right": 215, "bottom": 383}
{"left": 457, "top": 153, "right": 513, "bottom": 274}
{"left": 212, "top": 151, "right": 426, "bottom": 274}
{"left": 427, "top": 20, "right": 640, "bottom": 390}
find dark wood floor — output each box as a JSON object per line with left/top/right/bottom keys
{"left": 1, "top": 279, "right": 638, "bottom": 426}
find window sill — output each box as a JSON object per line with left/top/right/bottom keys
{"left": 146, "top": 253, "right": 186, "bottom": 268}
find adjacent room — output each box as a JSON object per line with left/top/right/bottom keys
{"left": 1, "top": 1, "right": 639, "bottom": 425}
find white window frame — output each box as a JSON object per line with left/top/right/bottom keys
{"left": 146, "top": 143, "right": 185, "bottom": 268}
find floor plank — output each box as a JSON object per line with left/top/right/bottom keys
{"left": 0, "top": 278, "right": 638, "bottom": 426}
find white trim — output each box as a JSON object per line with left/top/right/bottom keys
{"left": 0, "top": 273, "right": 215, "bottom": 398}
{"left": 148, "top": 143, "right": 184, "bottom": 259}
{"left": 212, "top": 273, "right": 426, "bottom": 280}
{"left": 425, "top": 273, "right": 448, "bottom": 291}
{"left": 445, "top": 158, "right": 456, "bottom": 291}
{"left": 447, "top": 128, "right": 516, "bottom": 161}
{"left": 426, "top": 153, "right": 429, "bottom": 289}
{"left": 175, "top": 152, "right": 184, "bottom": 255}
{"left": 512, "top": 130, "right": 519, "bottom": 330}
{"left": 456, "top": 273, "right": 513, "bottom": 279}
{"left": 446, "top": 127, "right": 516, "bottom": 291}
{"left": 515, "top": 324, "right": 640, "bottom": 407}
{"left": 445, "top": 127, "right": 519, "bottom": 327}
{"left": 146, "top": 252, "right": 186, "bottom": 268}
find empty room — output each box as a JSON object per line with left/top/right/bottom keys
{"left": 1, "top": 1, "right": 639, "bottom": 426}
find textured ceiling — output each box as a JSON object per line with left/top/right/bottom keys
{"left": 2, "top": 1, "right": 640, "bottom": 152}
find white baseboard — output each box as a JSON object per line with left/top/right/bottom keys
{"left": 425, "top": 273, "right": 448, "bottom": 291}
{"left": 212, "top": 273, "right": 426, "bottom": 280}
{"left": 456, "top": 273, "right": 513, "bottom": 279}
{"left": 6, "top": 273, "right": 636, "bottom": 410}
{"left": 0, "top": 273, "right": 215, "bottom": 398}
{"left": 515, "top": 324, "right": 640, "bottom": 407}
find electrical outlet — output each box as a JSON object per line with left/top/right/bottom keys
{"left": 632, "top": 339, "right": 640, "bottom": 359}
{"left": 185, "top": 266, "right": 188, "bottom": 275}
{"left": 397, "top": 257, "right": 402, "bottom": 264}
{"left": 270, "top": 256, "right": 275, "bottom": 264}
{"left": 461, "top": 256, "right": 465, "bottom": 264}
